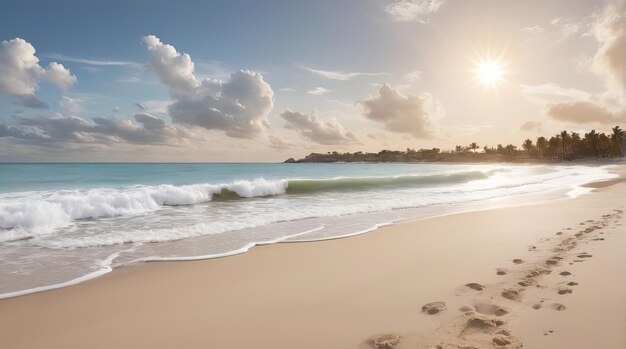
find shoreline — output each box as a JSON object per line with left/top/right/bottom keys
{"left": 0, "top": 166, "right": 624, "bottom": 348}
{"left": 0, "top": 168, "right": 614, "bottom": 301}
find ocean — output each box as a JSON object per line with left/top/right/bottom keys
{"left": 0, "top": 162, "right": 616, "bottom": 298}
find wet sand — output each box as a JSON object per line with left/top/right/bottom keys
{"left": 0, "top": 167, "right": 624, "bottom": 349}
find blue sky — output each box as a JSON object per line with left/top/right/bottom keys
{"left": 0, "top": 0, "right": 623, "bottom": 161}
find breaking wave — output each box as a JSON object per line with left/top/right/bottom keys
{"left": 0, "top": 170, "right": 495, "bottom": 239}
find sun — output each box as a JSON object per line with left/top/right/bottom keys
{"left": 475, "top": 60, "right": 503, "bottom": 87}
{"left": 467, "top": 47, "right": 510, "bottom": 89}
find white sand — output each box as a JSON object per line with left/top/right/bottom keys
{"left": 0, "top": 166, "right": 624, "bottom": 349}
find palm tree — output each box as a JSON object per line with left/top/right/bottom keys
{"left": 560, "top": 130, "right": 570, "bottom": 159}
{"left": 504, "top": 144, "right": 517, "bottom": 158}
{"left": 584, "top": 130, "right": 599, "bottom": 156}
{"left": 522, "top": 139, "right": 534, "bottom": 157}
{"left": 548, "top": 136, "right": 561, "bottom": 158}
{"left": 536, "top": 136, "right": 548, "bottom": 158}
{"left": 598, "top": 133, "right": 611, "bottom": 157}
{"left": 571, "top": 132, "right": 581, "bottom": 155}
{"left": 469, "top": 142, "right": 479, "bottom": 153}
{"left": 611, "top": 126, "right": 623, "bottom": 157}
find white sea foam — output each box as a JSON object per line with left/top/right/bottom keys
{"left": 0, "top": 163, "right": 618, "bottom": 299}
{"left": 0, "top": 178, "right": 288, "bottom": 238}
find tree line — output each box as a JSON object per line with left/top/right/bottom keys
{"left": 287, "top": 126, "right": 624, "bottom": 163}
{"left": 465, "top": 126, "right": 624, "bottom": 160}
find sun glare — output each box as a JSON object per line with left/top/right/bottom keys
{"left": 475, "top": 61, "right": 503, "bottom": 87}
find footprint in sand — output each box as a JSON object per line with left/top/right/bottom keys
{"left": 550, "top": 303, "right": 567, "bottom": 311}
{"left": 501, "top": 288, "right": 520, "bottom": 300}
{"left": 567, "top": 281, "right": 578, "bottom": 286}
{"left": 517, "top": 279, "right": 535, "bottom": 287}
{"left": 474, "top": 302, "right": 509, "bottom": 317}
{"left": 543, "top": 330, "right": 554, "bottom": 336}
{"left": 557, "top": 287, "right": 573, "bottom": 295}
{"left": 512, "top": 259, "right": 524, "bottom": 264}
{"left": 577, "top": 253, "right": 592, "bottom": 258}
{"left": 532, "top": 303, "right": 542, "bottom": 310}
{"left": 545, "top": 258, "right": 559, "bottom": 266}
{"left": 496, "top": 268, "right": 507, "bottom": 275}
{"left": 559, "top": 271, "right": 572, "bottom": 276}
{"left": 465, "top": 282, "right": 485, "bottom": 291}
{"left": 422, "top": 301, "right": 446, "bottom": 315}
{"left": 369, "top": 334, "right": 401, "bottom": 349}
{"left": 592, "top": 238, "right": 605, "bottom": 241}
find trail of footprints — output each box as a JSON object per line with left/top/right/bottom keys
{"left": 366, "top": 209, "right": 623, "bottom": 349}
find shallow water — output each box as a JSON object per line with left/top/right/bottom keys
{"left": 0, "top": 162, "right": 616, "bottom": 298}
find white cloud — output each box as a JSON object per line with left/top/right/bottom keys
{"left": 45, "top": 53, "right": 141, "bottom": 67}
{"left": 404, "top": 69, "right": 422, "bottom": 82}
{"left": 113, "top": 105, "right": 120, "bottom": 113}
{"left": 550, "top": 17, "right": 588, "bottom": 43}
{"left": 301, "top": 66, "right": 387, "bottom": 81}
{"left": 42, "top": 62, "right": 77, "bottom": 90}
{"left": 522, "top": 25, "right": 545, "bottom": 34}
{"left": 385, "top": 0, "right": 446, "bottom": 23}
{"left": 1, "top": 113, "right": 191, "bottom": 146}
{"left": 590, "top": 4, "right": 624, "bottom": 99}
{"left": 359, "top": 83, "right": 439, "bottom": 138}
{"left": 0, "top": 38, "right": 77, "bottom": 109}
{"left": 60, "top": 96, "right": 81, "bottom": 112}
{"left": 134, "top": 102, "right": 147, "bottom": 110}
{"left": 543, "top": 5, "right": 624, "bottom": 125}
{"left": 520, "top": 83, "right": 592, "bottom": 102}
{"left": 280, "top": 109, "right": 356, "bottom": 145}
{"left": 143, "top": 35, "right": 274, "bottom": 138}
{"left": 307, "top": 87, "right": 331, "bottom": 96}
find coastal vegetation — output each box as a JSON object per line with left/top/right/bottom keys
{"left": 286, "top": 126, "right": 625, "bottom": 163}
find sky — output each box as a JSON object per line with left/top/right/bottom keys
{"left": 0, "top": 0, "right": 624, "bottom": 162}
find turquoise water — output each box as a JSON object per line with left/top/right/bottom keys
{"left": 0, "top": 162, "right": 616, "bottom": 298}
{"left": 0, "top": 163, "right": 449, "bottom": 192}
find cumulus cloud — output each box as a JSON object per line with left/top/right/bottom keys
{"left": 359, "top": 84, "right": 439, "bottom": 138}
{"left": 301, "top": 66, "right": 387, "bottom": 81}
{"left": 280, "top": 109, "right": 356, "bottom": 145}
{"left": 0, "top": 38, "right": 77, "bottom": 108}
{"left": 385, "top": 0, "right": 445, "bottom": 23}
{"left": 42, "top": 62, "right": 77, "bottom": 90}
{"left": 307, "top": 87, "right": 331, "bottom": 96}
{"left": 134, "top": 102, "right": 147, "bottom": 110}
{"left": 143, "top": 35, "right": 274, "bottom": 138}
{"left": 546, "top": 101, "right": 622, "bottom": 124}
{"left": 520, "top": 121, "right": 543, "bottom": 132}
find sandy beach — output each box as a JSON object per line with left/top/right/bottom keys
{"left": 1, "top": 165, "right": 624, "bottom": 349}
